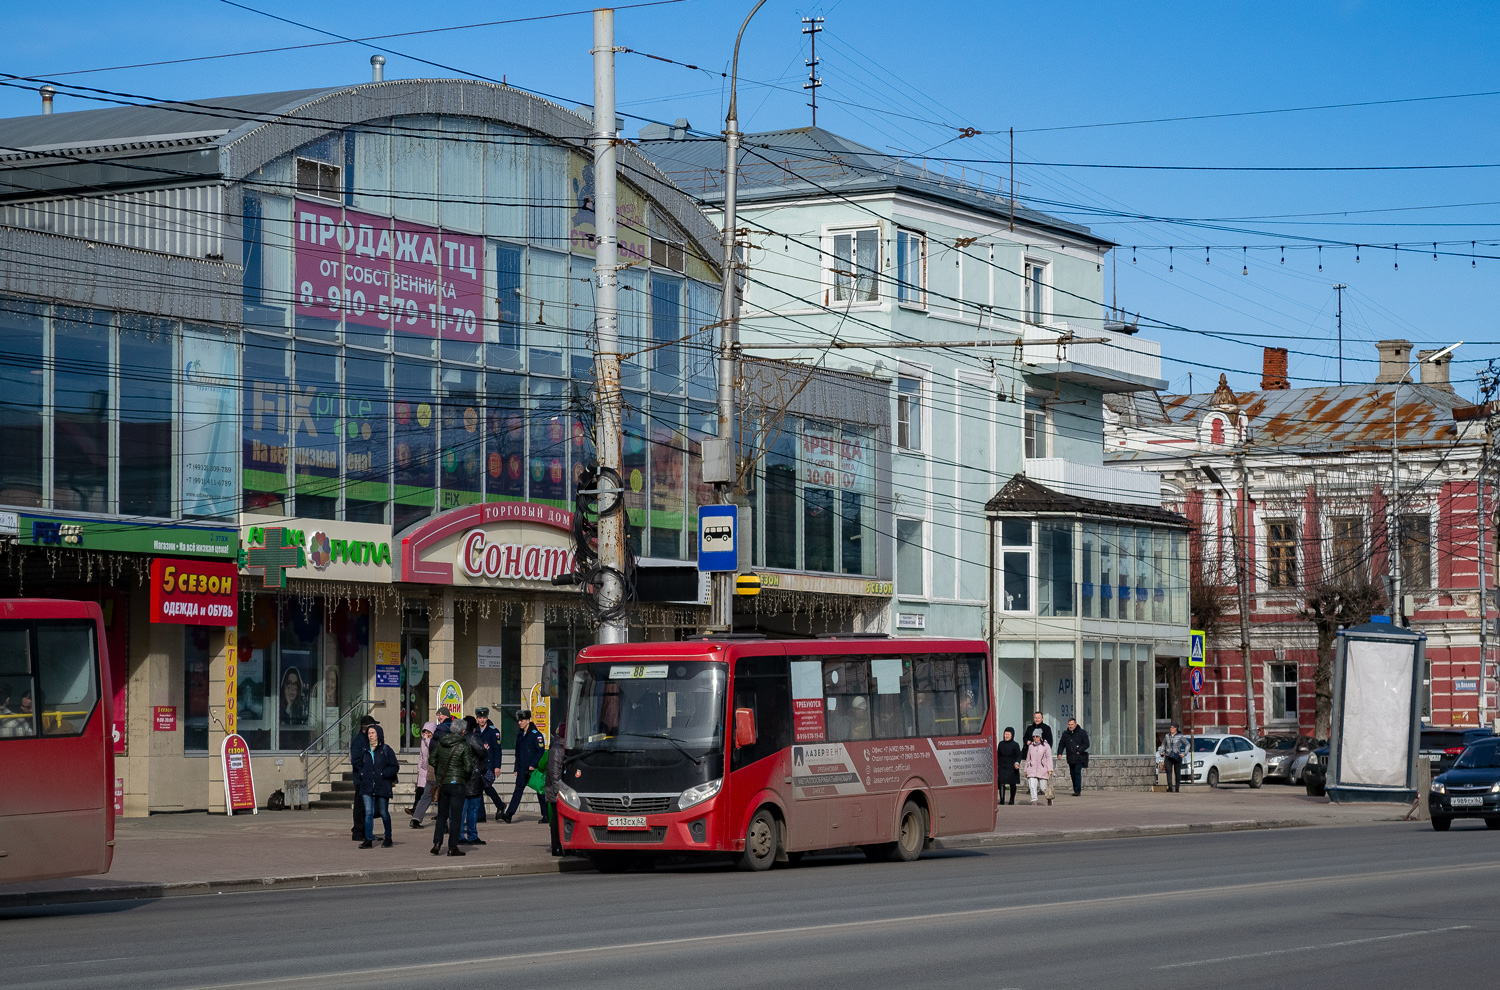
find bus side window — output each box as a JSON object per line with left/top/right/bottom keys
{"left": 869, "top": 657, "right": 915, "bottom": 739}
{"left": 958, "top": 654, "right": 988, "bottom": 734}
{"left": 36, "top": 624, "right": 99, "bottom": 738}
{"left": 821, "top": 659, "right": 871, "bottom": 743}
{"left": 914, "top": 656, "right": 958, "bottom": 737}
{"left": 0, "top": 625, "right": 36, "bottom": 739}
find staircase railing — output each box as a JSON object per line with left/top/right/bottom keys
{"left": 300, "top": 699, "right": 383, "bottom": 799}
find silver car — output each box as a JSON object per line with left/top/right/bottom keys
{"left": 1259, "top": 735, "right": 1321, "bottom": 783}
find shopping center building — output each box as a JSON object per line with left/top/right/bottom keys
{"left": 0, "top": 76, "right": 766, "bottom": 813}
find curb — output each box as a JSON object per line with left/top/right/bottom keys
{"left": 4, "top": 818, "right": 1320, "bottom": 908}
{"left": 0, "top": 857, "right": 591, "bottom": 909}
{"left": 934, "top": 817, "right": 1315, "bottom": 850}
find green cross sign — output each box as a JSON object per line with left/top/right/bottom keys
{"left": 246, "top": 527, "right": 305, "bottom": 589}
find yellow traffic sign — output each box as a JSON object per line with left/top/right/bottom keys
{"left": 736, "top": 573, "right": 761, "bottom": 597}
{"left": 1189, "top": 630, "right": 1206, "bottom": 667}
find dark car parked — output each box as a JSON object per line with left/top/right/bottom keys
{"left": 1429, "top": 737, "right": 1500, "bottom": 831}
{"left": 1303, "top": 745, "right": 1329, "bottom": 796}
{"left": 1420, "top": 728, "right": 1495, "bottom": 775}
{"left": 1259, "top": 734, "right": 1316, "bottom": 782}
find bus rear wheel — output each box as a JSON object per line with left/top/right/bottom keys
{"left": 737, "top": 808, "right": 779, "bottom": 872}
{"left": 864, "top": 800, "right": 927, "bottom": 863}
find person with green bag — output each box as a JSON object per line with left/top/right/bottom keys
{"left": 500, "top": 710, "right": 547, "bottom": 824}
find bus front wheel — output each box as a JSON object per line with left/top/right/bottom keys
{"left": 737, "top": 808, "right": 779, "bottom": 872}
{"left": 864, "top": 800, "right": 927, "bottom": 863}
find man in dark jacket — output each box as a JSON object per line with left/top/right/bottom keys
{"left": 501, "top": 710, "right": 546, "bottom": 824}
{"left": 350, "top": 714, "right": 379, "bottom": 840}
{"left": 459, "top": 716, "right": 490, "bottom": 845}
{"left": 427, "top": 718, "right": 476, "bottom": 856}
{"left": 1025, "top": 711, "right": 1053, "bottom": 748}
{"left": 1058, "top": 718, "right": 1091, "bottom": 796}
{"left": 472, "top": 707, "right": 504, "bottom": 821}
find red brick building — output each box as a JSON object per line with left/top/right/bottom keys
{"left": 1107, "top": 341, "right": 1494, "bottom": 739}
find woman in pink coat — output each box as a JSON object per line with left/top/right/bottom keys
{"left": 407, "top": 721, "right": 438, "bottom": 828}
{"left": 1023, "top": 728, "right": 1054, "bottom": 806}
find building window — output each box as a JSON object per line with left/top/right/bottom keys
{"left": 1210, "top": 418, "right": 1225, "bottom": 445}
{"left": 1000, "top": 519, "right": 1033, "bottom": 613}
{"left": 1330, "top": 516, "right": 1364, "bottom": 584}
{"left": 896, "top": 229, "right": 926, "bottom": 306}
{"left": 832, "top": 228, "right": 879, "bottom": 303}
{"left": 1270, "top": 662, "right": 1298, "bottom": 722}
{"left": 896, "top": 517, "right": 925, "bottom": 597}
{"left": 1267, "top": 520, "right": 1298, "bottom": 588}
{"left": 1024, "top": 394, "right": 1048, "bottom": 458}
{"left": 1024, "top": 260, "right": 1047, "bottom": 323}
{"left": 1399, "top": 514, "right": 1432, "bottom": 591}
{"left": 896, "top": 376, "right": 924, "bottom": 451}
{"left": 1037, "top": 521, "right": 1073, "bottom": 617}
{"left": 296, "top": 158, "right": 341, "bottom": 200}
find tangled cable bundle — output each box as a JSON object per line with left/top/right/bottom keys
{"left": 555, "top": 462, "right": 636, "bottom": 624}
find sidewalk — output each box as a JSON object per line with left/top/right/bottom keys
{"left": 0, "top": 786, "right": 1409, "bottom": 907}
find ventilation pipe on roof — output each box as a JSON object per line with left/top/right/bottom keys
{"left": 370, "top": 55, "right": 385, "bottom": 83}
{"left": 40, "top": 85, "right": 55, "bottom": 114}
{"left": 1374, "top": 339, "right": 1413, "bottom": 383}
{"left": 1417, "top": 347, "right": 1454, "bottom": 391}
{"left": 1260, "top": 346, "right": 1289, "bottom": 390}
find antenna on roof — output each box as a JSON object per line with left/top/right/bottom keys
{"left": 802, "top": 16, "right": 823, "bottom": 127}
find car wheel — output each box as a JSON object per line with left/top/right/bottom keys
{"left": 1207, "top": 767, "right": 1220, "bottom": 788}
{"left": 866, "top": 800, "right": 927, "bottom": 863}
{"left": 1486, "top": 818, "right": 1500, "bottom": 831}
{"left": 1305, "top": 777, "right": 1325, "bottom": 797}
{"left": 737, "top": 807, "right": 779, "bottom": 872}
{"left": 1249, "top": 766, "right": 1265, "bottom": 789}
{"left": 1432, "top": 816, "right": 1452, "bottom": 832}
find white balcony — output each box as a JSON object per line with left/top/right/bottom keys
{"left": 1020, "top": 323, "right": 1165, "bottom": 392}
{"left": 1023, "top": 458, "right": 1162, "bottom": 508}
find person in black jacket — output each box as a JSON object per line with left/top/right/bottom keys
{"left": 352, "top": 723, "right": 400, "bottom": 847}
{"left": 350, "top": 714, "right": 379, "bottom": 841}
{"left": 472, "top": 707, "right": 504, "bottom": 822}
{"left": 544, "top": 724, "right": 565, "bottom": 856}
{"left": 996, "top": 727, "right": 1022, "bottom": 806}
{"left": 501, "top": 710, "right": 546, "bottom": 824}
{"left": 1057, "top": 717, "right": 1091, "bottom": 796}
{"left": 1024, "top": 711, "right": 1053, "bottom": 748}
{"left": 459, "top": 716, "right": 489, "bottom": 845}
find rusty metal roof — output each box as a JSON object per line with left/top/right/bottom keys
{"left": 1112, "top": 381, "right": 1474, "bottom": 461}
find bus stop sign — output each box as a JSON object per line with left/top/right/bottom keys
{"left": 698, "top": 505, "right": 738, "bottom": 572}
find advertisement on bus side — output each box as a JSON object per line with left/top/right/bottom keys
{"left": 789, "top": 737, "right": 995, "bottom": 799}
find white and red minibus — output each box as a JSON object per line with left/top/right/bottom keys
{"left": 557, "top": 636, "right": 995, "bottom": 872}
{"left": 0, "top": 599, "right": 115, "bottom": 883}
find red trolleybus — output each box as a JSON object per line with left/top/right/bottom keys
{"left": 0, "top": 599, "right": 115, "bottom": 883}
{"left": 557, "top": 637, "right": 995, "bottom": 872}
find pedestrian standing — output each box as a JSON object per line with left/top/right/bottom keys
{"left": 501, "top": 710, "right": 546, "bottom": 824}
{"left": 544, "top": 724, "right": 565, "bottom": 856}
{"left": 408, "top": 721, "right": 437, "bottom": 828}
{"left": 350, "top": 714, "right": 378, "bottom": 841}
{"left": 352, "top": 723, "right": 399, "bottom": 848}
{"left": 1023, "top": 729, "right": 1054, "bottom": 806}
{"left": 472, "top": 707, "right": 505, "bottom": 822}
{"left": 996, "top": 727, "right": 1022, "bottom": 806}
{"left": 1058, "top": 717, "right": 1091, "bottom": 796}
{"left": 428, "top": 716, "right": 475, "bottom": 856}
{"left": 1158, "top": 723, "right": 1189, "bottom": 792}
{"left": 460, "top": 715, "right": 488, "bottom": 845}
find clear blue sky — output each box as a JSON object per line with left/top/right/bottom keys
{"left": 7, "top": 0, "right": 1500, "bottom": 397}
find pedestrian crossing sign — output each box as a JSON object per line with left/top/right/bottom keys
{"left": 1189, "top": 630, "right": 1206, "bottom": 667}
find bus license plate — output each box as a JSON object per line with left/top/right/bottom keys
{"left": 607, "top": 816, "right": 648, "bottom": 829}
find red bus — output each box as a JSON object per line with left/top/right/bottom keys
{"left": 0, "top": 599, "right": 115, "bottom": 883}
{"left": 557, "top": 637, "right": 995, "bottom": 872}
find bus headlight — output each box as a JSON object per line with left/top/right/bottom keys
{"left": 557, "top": 782, "right": 581, "bottom": 808}
{"left": 676, "top": 778, "right": 722, "bottom": 812}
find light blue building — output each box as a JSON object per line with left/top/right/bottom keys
{"left": 641, "top": 125, "right": 1171, "bottom": 657}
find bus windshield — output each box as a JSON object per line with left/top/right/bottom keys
{"left": 567, "top": 661, "right": 726, "bottom": 766}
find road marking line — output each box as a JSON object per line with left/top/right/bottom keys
{"left": 179, "top": 863, "right": 1500, "bottom": 990}
{"left": 1155, "top": 925, "right": 1473, "bottom": 970}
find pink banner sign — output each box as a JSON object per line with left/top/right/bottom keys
{"left": 294, "top": 199, "right": 484, "bottom": 342}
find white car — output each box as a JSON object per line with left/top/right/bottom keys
{"left": 1185, "top": 734, "right": 1267, "bottom": 788}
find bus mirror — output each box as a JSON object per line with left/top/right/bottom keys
{"left": 734, "top": 708, "right": 757, "bottom": 748}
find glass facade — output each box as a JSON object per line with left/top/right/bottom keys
{"left": 993, "top": 515, "right": 1190, "bottom": 755}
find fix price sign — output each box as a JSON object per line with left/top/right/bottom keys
{"left": 295, "top": 199, "right": 484, "bottom": 341}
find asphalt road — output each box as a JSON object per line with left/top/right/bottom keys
{"left": 4, "top": 820, "right": 1497, "bottom": 990}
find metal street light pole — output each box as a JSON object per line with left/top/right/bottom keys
{"left": 708, "top": 0, "right": 768, "bottom": 632}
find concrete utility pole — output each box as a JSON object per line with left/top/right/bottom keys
{"left": 592, "top": 8, "right": 627, "bottom": 644}
{"left": 1333, "top": 283, "right": 1346, "bottom": 385}
{"left": 1200, "top": 460, "right": 1257, "bottom": 740}
{"left": 706, "top": 0, "right": 768, "bottom": 632}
